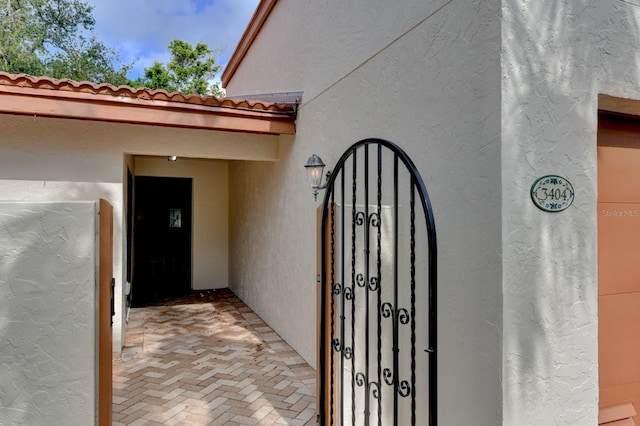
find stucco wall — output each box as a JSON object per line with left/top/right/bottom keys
{"left": 227, "top": 1, "right": 503, "bottom": 424}
{"left": 501, "top": 1, "right": 640, "bottom": 424}
{"left": 0, "top": 114, "right": 278, "bottom": 353}
{"left": 0, "top": 180, "right": 123, "bottom": 352}
{"left": 135, "top": 157, "right": 229, "bottom": 290}
{"left": 0, "top": 201, "right": 97, "bottom": 425}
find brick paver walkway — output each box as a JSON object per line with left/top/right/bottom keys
{"left": 112, "top": 289, "right": 317, "bottom": 426}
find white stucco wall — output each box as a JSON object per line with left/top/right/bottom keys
{"left": 0, "top": 201, "right": 97, "bottom": 425}
{"left": 0, "top": 114, "right": 279, "bottom": 353}
{"left": 227, "top": 1, "right": 503, "bottom": 424}
{"left": 501, "top": 1, "right": 640, "bottom": 424}
{"left": 135, "top": 157, "right": 229, "bottom": 290}
{"left": 0, "top": 180, "right": 123, "bottom": 352}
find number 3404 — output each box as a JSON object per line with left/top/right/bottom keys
{"left": 535, "top": 187, "right": 571, "bottom": 201}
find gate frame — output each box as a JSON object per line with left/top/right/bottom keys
{"left": 318, "top": 138, "right": 438, "bottom": 425}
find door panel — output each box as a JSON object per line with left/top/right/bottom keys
{"left": 598, "top": 145, "right": 640, "bottom": 203}
{"left": 598, "top": 114, "right": 640, "bottom": 422}
{"left": 600, "top": 292, "right": 640, "bottom": 387}
{"left": 132, "top": 177, "right": 192, "bottom": 307}
{"left": 317, "top": 205, "right": 338, "bottom": 425}
{"left": 98, "top": 199, "right": 113, "bottom": 426}
{"left": 599, "top": 202, "right": 640, "bottom": 295}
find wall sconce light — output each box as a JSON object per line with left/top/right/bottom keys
{"left": 167, "top": 155, "right": 177, "bottom": 162}
{"left": 304, "top": 154, "right": 331, "bottom": 201}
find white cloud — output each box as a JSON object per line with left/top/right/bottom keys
{"left": 88, "top": 0, "right": 260, "bottom": 80}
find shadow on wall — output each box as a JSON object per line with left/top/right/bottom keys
{"left": 0, "top": 202, "right": 97, "bottom": 425}
{"left": 228, "top": 135, "right": 297, "bottom": 304}
{"left": 502, "top": 1, "right": 640, "bottom": 422}
{"left": 0, "top": 180, "right": 122, "bottom": 230}
{"left": 227, "top": 134, "right": 319, "bottom": 366}
{"left": 0, "top": 179, "right": 124, "bottom": 338}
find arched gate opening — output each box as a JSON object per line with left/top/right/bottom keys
{"left": 319, "top": 139, "right": 438, "bottom": 425}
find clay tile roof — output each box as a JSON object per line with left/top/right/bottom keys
{"left": 0, "top": 72, "right": 296, "bottom": 114}
{"left": 0, "top": 72, "right": 296, "bottom": 135}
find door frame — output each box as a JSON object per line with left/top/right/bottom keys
{"left": 98, "top": 199, "right": 113, "bottom": 426}
{"left": 131, "top": 176, "right": 193, "bottom": 306}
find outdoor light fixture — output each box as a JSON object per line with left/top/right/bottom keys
{"left": 304, "top": 154, "right": 331, "bottom": 201}
{"left": 167, "top": 155, "right": 177, "bottom": 162}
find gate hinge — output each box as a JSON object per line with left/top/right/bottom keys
{"left": 317, "top": 274, "right": 321, "bottom": 283}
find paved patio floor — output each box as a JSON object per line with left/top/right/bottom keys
{"left": 112, "top": 289, "right": 317, "bottom": 426}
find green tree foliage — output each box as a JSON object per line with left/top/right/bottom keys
{"left": 0, "top": 0, "right": 131, "bottom": 85}
{"left": 133, "top": 40, "right": 223, "bottom": 96}
{"left": 0, "top": 1, "right": 222, "bottom": 95}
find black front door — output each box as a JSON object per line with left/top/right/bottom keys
{"left": 132, "top": 176, "right": 192, "bottom": 307}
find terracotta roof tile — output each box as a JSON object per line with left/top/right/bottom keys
{"left": 0, "top": 72, "right": 296, "bottom": 134}
{"left": 0, "top": 72, "right": 295, "bottom": 114}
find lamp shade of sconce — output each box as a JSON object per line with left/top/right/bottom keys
{"left": 304, "top": 154, "right": 331, "bottom": 201}
{"left": 305, "top": 154, "right": 325, "bottom": 189}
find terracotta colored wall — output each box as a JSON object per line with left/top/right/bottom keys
{"left": 598, "top": 114, "right": 640, "bottom": 421}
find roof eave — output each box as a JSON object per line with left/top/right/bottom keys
{"left": 0, "top": 74, "right": 295, "bottom": 135}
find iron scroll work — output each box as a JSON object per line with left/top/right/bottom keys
{"left": 319, "top": 139, "right": 437, "bottom": 425}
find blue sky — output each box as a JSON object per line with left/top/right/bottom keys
{"left": 89, "top": 0, "right": 260, "bottom": 85}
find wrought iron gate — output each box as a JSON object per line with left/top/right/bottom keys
{"left": 319, "top": 139, "right": 437, "bottom": 425}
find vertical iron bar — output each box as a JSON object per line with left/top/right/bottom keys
{"left": 410, "top": 179, "right": 416, "bottom": 426}
{"left": 393, "top": 153, "right": 399, "bottom": 426}
{"left": 340, "top": 166, "right": 345, "bottom": 425}
{"left": 364, "top": 144, "right": 370, "bottom": 426}
{"left": 330, "top": 189, "right": 336, "bottom": 425}
{"left": 351, "top": 151, "right": 357, "bottom": 426}
{"left": 429, "top": 204, "right": 438, "bottom": 426}
{"left": 319, "top": 198, "right": 328, "bottom": 426}
{"left": 376, "top": 144, "right": 382, "bottom": 426}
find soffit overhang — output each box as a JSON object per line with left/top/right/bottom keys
{"left": 599, "top": 94, "right": 640, "bottom": 119}
{"left": 0, "top": 72, "right": 296, "bottom": 135}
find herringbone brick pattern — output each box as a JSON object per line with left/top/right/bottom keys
{"left": 113, "top": 289, "right": 316, "bottom": 426}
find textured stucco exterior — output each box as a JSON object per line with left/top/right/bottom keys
{"left": 501, "top": 1, "right": 640, "bottom": 424}
{"left": 135, "top": 156, "right": 230, "bottom": 290}
{"left": 226, "top": 1, "right": 503, "bottom": 424}
{"left": 2, "top": 0, "right": 639, "bottom": 421}
{"left": 0, "top": 180, "right": 123, "bottom": 350}
{"left": 0, "top": 201, "right": 97, "bottom": 425}
{"left": 0, "top": 114, "right": 280, "bottom": 353}
{"left": 225, "top": 0, "right": 640, "bottom": 423}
